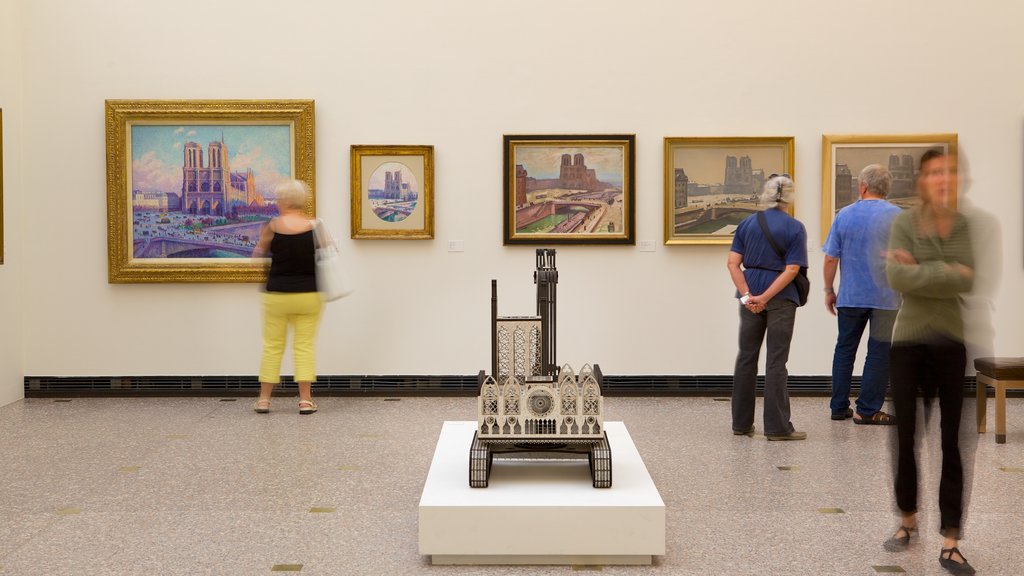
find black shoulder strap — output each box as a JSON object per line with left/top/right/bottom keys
{"left": 756, "top": 211, "right": 786, "bottom": 261}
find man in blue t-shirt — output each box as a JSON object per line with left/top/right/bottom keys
{"left": 727, "top": 174, "right": 809, "bottom": 441}
{"left": 823, "top": 164, "right": 901, "bottom": 424}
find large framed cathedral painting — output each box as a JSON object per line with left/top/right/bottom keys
{"left": 503, "top": 134, "right": 635, "bottom": 245}
{"left": 105, "top": 100, "right": 315, "bottom": 283}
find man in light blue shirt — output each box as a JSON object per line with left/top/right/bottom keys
{"left": 823, "top": 164, "right": 901, "bottom": 424}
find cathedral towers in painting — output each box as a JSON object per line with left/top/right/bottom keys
{"left": 181, "top": 138, "right": 262, "bottom": 216}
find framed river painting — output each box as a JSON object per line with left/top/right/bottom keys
{"left": 105, "top": 100, "right": 315, "bottom": 283}
{"left": 350, "top": 145, "right": 434, "bottom": 239}
{"left": 821, "top": 133, "right": 957, "bottom": 244}
{"left": 664, "top": 137, "right": 794, "bottom": 245}
{"left": 503, "top": 134, "right": 635, "bottom": 245}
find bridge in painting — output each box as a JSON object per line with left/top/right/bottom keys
{"left": 373, "top": 205, "right": 415, "bottom": 221}
{"left": 133, "top": 237, "right": 255, "bottom": 258}
{"left": 675, "top": 204, "right": 759, "bottom": 230}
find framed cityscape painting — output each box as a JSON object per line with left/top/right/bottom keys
{"left": 350, "top": 145, "right": 434, "bottom": 239}
{"left": 821, "top": 134, "right": 957, "bottom": 244}
{"left": 503, "top": 134, "right": 635, "bottom": 245}
{"left": 105, "top": 99, "right": 315, "bottom": 283}
{"left": 663, "top": 137, "right": 794, "bottom": 245}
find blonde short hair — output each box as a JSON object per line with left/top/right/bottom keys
{"left": 273, "top": 179, "right": 311, "bottom": 210}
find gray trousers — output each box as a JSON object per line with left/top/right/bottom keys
{"left": 732, "top": 298, "right": 797, "bottom": 436}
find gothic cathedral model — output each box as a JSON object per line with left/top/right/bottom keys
{"left": 470, "top": 249, "right": 612, "bottom": 488}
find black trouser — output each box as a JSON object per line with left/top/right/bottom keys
{"left": 890, "top": 336, "right": 966, "bottom": 536}
{"left": 733, "top": 298, "right": 797, "bottom": 436}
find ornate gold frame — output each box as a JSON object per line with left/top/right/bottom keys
{"left": 821, "top": 133, "right": 957, "bottom": 244}
{"left": 350, "top": 145, "right": 434, "bottom": 239}
{"left": 105, "top": 99, "right": 315, "bottom": 283}
{"left": 664, "top": 137, "right": 795, "bottom": 245}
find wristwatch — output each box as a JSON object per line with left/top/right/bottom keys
{"left": 740, "top": 292, "right": 751, "bottom": 305}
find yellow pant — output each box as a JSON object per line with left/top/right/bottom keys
{"left": 259, "top": 292, "right": 324, "bottom": 384}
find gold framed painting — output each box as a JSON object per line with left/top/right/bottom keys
{"left": 105, "top": 99, "right": 315, "bottom": 283}
{"left": 350, "top": 145, "right": 434, "bottom": 239}
{"left": 821, "top": 133, "right": 957, "bottom": 244}
{"left": 664, "top": 137, "right": 795, "bottom": 245}
{"left": 504, "top": 134, "right": 635, "bottom": 245}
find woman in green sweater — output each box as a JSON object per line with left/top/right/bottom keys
{"left": 883, "top": 150, "right": 975, "bottom": 575}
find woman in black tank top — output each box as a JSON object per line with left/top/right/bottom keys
{"left": 252, "top": 180, "right": 323, "bottom": 415}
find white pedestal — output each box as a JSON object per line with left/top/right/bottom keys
{"left": 418, "top": 421, "right": 665, "bottom": 565}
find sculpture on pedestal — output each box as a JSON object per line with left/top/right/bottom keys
{"left": 470, "top": 249, "right": 612, "bottom": 488}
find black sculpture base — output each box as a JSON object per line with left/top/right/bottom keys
{"left": 469, "top": 432, "right": 612, "bottom": 489}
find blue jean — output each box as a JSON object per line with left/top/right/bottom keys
{"left": 830, "top": 307, "right": 897, "bottom": 416}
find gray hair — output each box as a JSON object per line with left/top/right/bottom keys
{"left": 858, "top": 164, "right": 892, "bottom": 198}
{"left": 273, "top": 179, "right": 311, "bottom": 210}
{"left": 761, "top": 174, "right": 794, "bottom": 207}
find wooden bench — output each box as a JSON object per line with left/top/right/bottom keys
{"left": 975, "top": 357, "right": 1024, "bottom": 444}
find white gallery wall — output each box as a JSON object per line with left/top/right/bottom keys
{"left": 0, "top": 0, "right": 25, "bottom": 405}
{"left": 7, "top": 0, "right": 1024, "bottom": 383}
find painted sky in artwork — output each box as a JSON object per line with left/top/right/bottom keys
{"left": 131, "top": 124, "right": 291, "bottom": 198}
{"left": 834, "top": 144, "right": 947, "bottom": 175}
{"left": 516, "top": 146, "right": 624, "bottom": 186}
{"left": 673, "top": 147, "right": 786, "bottom": 185}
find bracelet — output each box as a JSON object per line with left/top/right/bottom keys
{"left": 824, "top": 287, "right": 835, "bottom": 294}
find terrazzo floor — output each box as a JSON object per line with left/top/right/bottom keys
{"left": 0, "top": 395, "right": 1021, "bottom": 575}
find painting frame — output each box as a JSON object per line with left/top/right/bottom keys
{"left": 663, "top": 136, "right": 795, "bottom": 245}
{"left": 503, "top": 134, "right": 635, "bottom": 245}
{"left": 105, "top": 99, "right": 315, "bottom": 283}
{"left": 350, "top": 145, "right": 434, "bottom": 240}
{"left": 821, "top": 133, "right": 957, "bottom": 244}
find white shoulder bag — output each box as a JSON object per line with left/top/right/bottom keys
{"left": 310, "top": 219, "right": 354, "bottom": 301}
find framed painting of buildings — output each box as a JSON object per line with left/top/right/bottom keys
{"left": 664, "top": 137, "right": 794, "bottom": 245}
{"left": 821, "top": 133, "right": 957, "bottom": 244}
{"left": 350, "top": 145, "right": 434, "bottom": 239}
{"left": 503, "top": 134, "right": 635, "bottom": 245}
{"left": 105, "top": 99, "right": 315, "bottom": 283}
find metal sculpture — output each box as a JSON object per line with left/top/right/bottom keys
{"left": 471, "top": 249, "right": 611, "bottom": 488}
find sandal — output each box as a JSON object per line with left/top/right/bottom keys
{"left": 298, "top": 399, "right": 318, "bottom": 415}
{"left": 883, "top": 524, "right": 917, "bottom": 552}
{"left": 854, "top": 410, "right": 897, "bottom": 425}
{"left": 939, "top": 547, "right": 975, "bottom": 575}
{"left": 253, "top": 399, "right": 271, "bottom": 414}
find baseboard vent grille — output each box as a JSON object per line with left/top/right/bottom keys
{"left": 24, "top": 375, "right": 991, "bottom": 398}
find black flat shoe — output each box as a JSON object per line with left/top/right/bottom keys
{"left": 939, "top": 547, "right": 975, "bottom": 575}
{"left": 883, "top": 525, "right": 917, "bottom": 552}
{"left": 732, "top": 426, "right": 754, "bottom": 436}
{"left": 831, "top": 408, "right": 854, "bottom": 420}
